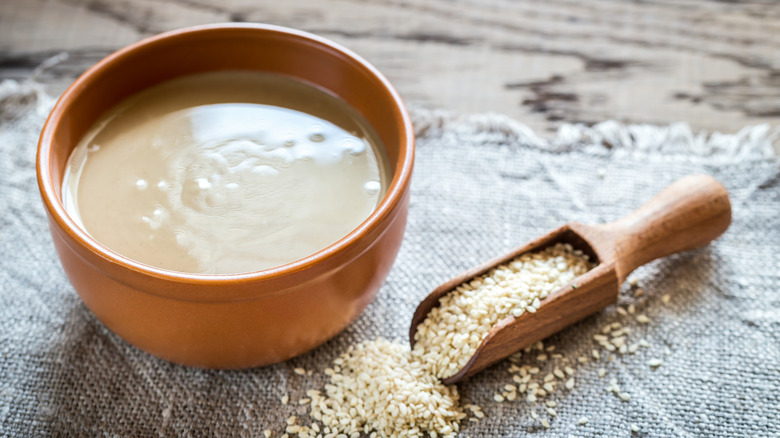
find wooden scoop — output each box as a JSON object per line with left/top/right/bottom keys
{"left": 410, "top": 174, "right": 731, "bottom": 384}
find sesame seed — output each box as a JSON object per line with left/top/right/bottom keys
{"left": 648, "top": 359, "right": 663, "bottom": 368}
{"left": 631, "top": 423, "right": 640, "bottom": 433}
{"left": 494, "top": 393, "right": 504, "bottom": 403}
{"left": 294, "top": 368, "right": 306, "bottom": 375}
{"left": 636, "top": 314, "right": 651, "bottom": 324}
{"left": 546, "top": 407, "right": 558, "bottom": 417}
{"left": 662, "top": 294, "right": 671, "bottom": 305}
{"left": 578, "top": 417, "right": 589, "bottom": 425}
{"left": 280, "top": 395, "right": 289, "bottom": 405}
{"left": 541, "top": 418, "right": 550, "bottom": 428}
{"left": 618, "top": 392, "right": 631, "bottom": 402}
{"left": 634, "top": 288, "right": 644, "bottom": 298}
{"left": 565, "top": 378, "right": 575, "bottom": 390}
{"left": 598, "top": 368, "right": 607, "bottom": 378}
{"left": 263, "top": 430, "right": 272, "bottom": 438}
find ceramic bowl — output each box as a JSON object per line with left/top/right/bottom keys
{"left": 37, "top": 23, "right": 414, "bottom": 368}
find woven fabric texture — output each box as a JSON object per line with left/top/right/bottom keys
{"left": 1, "top": 80, "right": 778, "bottom": 437}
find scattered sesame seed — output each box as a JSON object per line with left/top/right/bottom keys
{"left": 494, "top": 393, "right": 505, "bottom": 403}
{"left": 598, "top": 368, "right": 607, "bottom": 378}
{"left": 628, "top": 277, "right": 639, "bottom": 287}
{"left": 662, "top": 294, "right": 671, "bottom": 305}
{"left": 631, "top": 423, "right": 640, "bottom": 433}
{"left": 294, "top": 367, "right": 306, "bottom": 375}
{"left": 634, "top": 288, "right": 644, "bottom": 298}
{"left": 592, "top": 349, "right": 601, "bottom": 360}
{"left": 263, "top": 430, "right": 272, "bottom": 438}
{"left": 627, "top": 304, "right": 636, "bottom": 315}
{"left": 578, "top": 417, "right": 589, "bottom": 425}
{"left": 280, "top": 395, "right": 288, "bottom": 405}
{"left": 546, "top": 407, "right": 558, "bottom": 417}
{"left": 565, "top": 378, "right": 575, "bottom": 390}
{"left": 636, "top": 314, "right": 651, "bottom": 324}
{"left": 541, "top": 418, "right": 550, "bottom": 428}
{"left": 648, "top": 359, "right": 663, "bottom": 368}
{"left": 618, "top": 392, "right": 631, "bottom": 402}
{"left": 616, "top": 307, "right": 628, "bottom": 317}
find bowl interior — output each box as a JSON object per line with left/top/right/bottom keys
{"left": 40, "top": 24, "right": 413, "bottom": 285}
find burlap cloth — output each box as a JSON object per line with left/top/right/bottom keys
{"left": 1, "top": 79, "right": 778, "bottom": 437}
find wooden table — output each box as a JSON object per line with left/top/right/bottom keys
{"left": 1, "top": 0, "right": 778, "bottom": 137}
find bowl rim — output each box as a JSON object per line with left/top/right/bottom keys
{"left": 36, "top": 23, "right": 414, "bottom": 296}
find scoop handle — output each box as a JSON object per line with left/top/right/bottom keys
{"left": 602, "top": 174, "right": 731, "bottom": 283}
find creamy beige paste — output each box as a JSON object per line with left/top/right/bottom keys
{"left": 62, "top": 71, "right": 388, "bottom": 274}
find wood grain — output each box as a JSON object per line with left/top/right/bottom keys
{"left": 1, "top": 0, "right": 779, "bottom": 138}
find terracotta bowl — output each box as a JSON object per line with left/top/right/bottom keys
{"left": 37, "top": 24, "right": 414, "bottom": 369}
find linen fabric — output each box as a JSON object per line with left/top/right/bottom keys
{"left": 1, "top": 80, "right": 778, "bottom": 437}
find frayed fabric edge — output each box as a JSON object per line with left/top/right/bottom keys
{"left": 409, "top": 105, "right": 779, "bottom": 162}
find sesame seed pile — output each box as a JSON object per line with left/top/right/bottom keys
{"left": 269, "top": 244, "right": 670, "bottom": 437}
{"left": 412, "top": 243, "right": 594, "bottom": 379}
{"left": 275, "top": 338, "right": 464, "bottom": 438}
{"left": 312, "top": 338, "right": 465, "bottom": 437}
